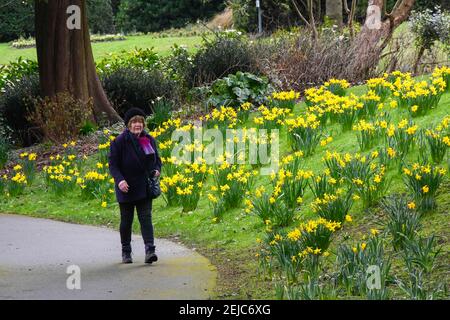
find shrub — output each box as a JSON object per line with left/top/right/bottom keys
{"left": 0, "top": 57, "right": 39, "bottom": 94}
{"left": 163, "top": 44, "right": 194, "bottom": 93}
{"left": 256, "top": 30, "right": 374, "bottom": 92}
{"left": 0, "top": 74, "right": 40, "bottom": 147}
{"left": 96, "top": 47, "right": 160, "bottom": 75}
{"left": 188, "top": 32, "right": 258, "bottom": 87}
{"left": 101, "top": 67, "right": 179, "bottom": 117}
{"left": 27, "top": 92, "right": 93, "bottom": 144}
{"left": 409, "top": 6, "right": 450, "bottom": 70}
{"left": 0, "top": 136, "right": 10, "bottom": 169}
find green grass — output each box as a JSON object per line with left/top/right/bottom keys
{"left": 0, "top": 79, "right": 449, "bottom": 299}
{"left": 0, "top": 34, "right": 205, "bottom": 65}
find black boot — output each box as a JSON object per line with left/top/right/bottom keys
{"left": 145, "top": 245, "right": 158, "bottom": 264}
{"left": 122, "top": 251, "right": 133, "bottom": 264}
{"left": 122, "top": 245, "right": 133, "bottom": 264}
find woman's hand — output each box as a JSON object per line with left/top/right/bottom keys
{"left": 153, "top": 170, "right": 160, "bottom": 177}
{"left": 118, "top": 180, "right": 129, "bottom": 193}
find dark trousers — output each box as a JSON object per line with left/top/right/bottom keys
{"left": 119, "top": 198, "right": 155, "bottom": 253}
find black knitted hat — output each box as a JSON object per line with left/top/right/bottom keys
{"left": 124, "top": 108, "right": 146, "bottom": 126}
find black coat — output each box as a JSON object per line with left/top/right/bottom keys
{"left": 108, "top": 128, "right": 162, "bottom": 204}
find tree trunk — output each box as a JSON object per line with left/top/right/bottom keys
{"left": 413, "top": 45, "right": 426, "bottom": 75}
{"left": 347, "top": 0, "right": 415, "bottom": 79}
{"left": 35, "top": 0, "right": 122, "bottom": 124}
{"left": 326, "top": 0, "right": 343, "bottom": 26}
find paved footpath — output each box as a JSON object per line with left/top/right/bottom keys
{"left": 0, "top": 213, "right": 216, "bottom": 300}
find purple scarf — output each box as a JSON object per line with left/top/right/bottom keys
{"left": 138, "top": 136, "right": 155, "bottom": 155}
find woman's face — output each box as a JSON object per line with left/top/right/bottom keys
{"left": 130, "top": 120, "right": 144, "bottom": 135}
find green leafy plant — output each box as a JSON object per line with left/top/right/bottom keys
{"left": 146, "top": 98, "right": 173, "bottom": 131}
{"left": 206, "top": 71, "right": 270, "bottom": 109}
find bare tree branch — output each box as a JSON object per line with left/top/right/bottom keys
{"left": 0, "top": 0, "right": 18, "bottom": 9}
{"left": 308, "top": 0, "right": 318, "bottom": 39}
{"left": 291, "top": 0, "right": 311, "bottom": 27}
{"left": 384, "top": 0, "right": 402, "bottom": 17}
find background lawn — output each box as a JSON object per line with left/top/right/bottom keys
{"left": 0, "top": 34, "right": 205, "bottom": 65}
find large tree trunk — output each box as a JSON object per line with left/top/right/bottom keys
{"left": 347, "top": 0, "right": 415, "bottom": 79}
{"left": 326, "top": 0, "right": 343, "bottom": 26}
{"left": 35, "top": 0, "right": 121, "bottom": 124}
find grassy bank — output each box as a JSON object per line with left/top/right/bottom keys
{"left": 0, "top": 78, "right": 449, "bottom": 299}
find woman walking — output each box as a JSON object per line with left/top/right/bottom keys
{"left": 108, "top": 108, "right": 162, "bottom": 264}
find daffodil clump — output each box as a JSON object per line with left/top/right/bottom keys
{"left": 245, "top": 185, "right": 296, "bottom": 227}
{"left": 177, "top": 180, "right": 203, "bottom": 212}
{"left": 253, "top": 105, "right": 292, "bottom": 130}
{"left": 421, "top": 116, "right": 449, "bottom": 164}
{"left": 269, "top": 90, "right": 300, "bottom": 111}
{"left": 336, "top": 231, "right": 389, "bottom": 298}
{"left": 359, "top": 90, "right": 383, "bottom": 118}
{"left": 305, "top": 89, "right": 363, "bottom": 130}
{"left": 202, "top": 106, "right": 238, "bottom": 133}
{"left": 98, "top": 132, "right": 116, "bottom": 164}
{"left": 311, "top": 189, "right": 353, "bottom": 223}
{"left": 237, "top": 101, "right": 252, "bottom": 123}
{"left": 353, "top": 119, "right": 382, "bottom": 151}
{"left": 160, "top": 172, "right": 186, "bottom": 207}
{"left": 323, "top": 79, "right": 350, "bottom": 97}
{"left": 323, "top": 151, "right": 389, "bottom": 208}
{"left": 385, "top": 119, "right": 419, "bottom": 162}
{"left": 207, "top": 192, "right": 227, "bottom": 222}
{"left": 309, "top": 169, "right": 343, "bottom": 198}
{"left": 43, "top": 162, "right": 79, "bottom": 196}
{"left": 403, "top": 162, "right": 446, "bottom": 211}
{"left": 175, "top": 161, "right": 210, "bottom": 212}
{"left": 270, "top": 152, "right": 312, "bottom": 209}
{"left": 77, "top": 165, "right": 114, "bottom": 204}
{"left": 432, "top": 65, "right": 450, "bottom": 92}
{"left": 366, "top": 75, "right": 395, "bottom": 102}
{"left": 150, "top": 118, "right": 183, "bottom": 141}
{"left": 392, "top": 73, "right": 446, "bottom": 115}
{"left": 19, "top": 152, "right": 37, "bottom": 185}
{"left": 285, "top": 113, "right": 323, "bottom": 156}
{"left": 296, "top": 218, "right": 342, "bottom": 253}
{"left": 259, "top": 218, "right": 341, "bottom": 283}
{"left": 212, "top": 159, "right": 256, "bottom": 211}
{"left": 61, "top": 140, "right": 78, "bottom": 156}
{"left": 7, "top": 165, "right": 28, "bottom": 196}
{"left": 158, "top": 139, "right": 178, "bottom": 176}
{"left": 381, "top": 196, "right": 421, "bottom": 251}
